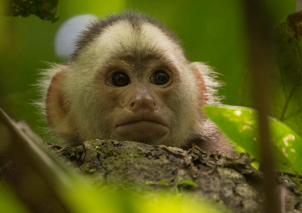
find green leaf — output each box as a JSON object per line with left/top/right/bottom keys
{"left": 270, "top": 118, "right": 302, "bottom": 173}
{"left": 273, "top": 12, "right": 302, "bottom": 137}
{"left": 239, "top": 12, "right": 302, "bottom": 138}
{"left": 180, "top": 180, "right": 197, "bottom": 187}
{"left": 204, "top": 105, "right": 260, "bottom": 157}
{"left": 0, "top": 186, "right": 30, "bottom": 213}
{"left": 204, "top": 105, "right": 302, "bottom": 174}
{"left": 158, "top": 180, "right": 168, "bottom": 185}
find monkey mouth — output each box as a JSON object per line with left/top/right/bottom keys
{"left": 115, "top": 117, "right": 169, "bottom": 128}
{"left": 114, "top": 116, "right": 169, "bottom": 141}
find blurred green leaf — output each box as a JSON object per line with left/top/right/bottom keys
{"left": 61, "top": 183, "right": 227, "bottom": 213}
{"left": 179, "top": 180, "right": 197, "bottom": 187}
{"left": 0, "top": 186, "right": 30, "bottom": 213}
{"left": 158, "top": 180, "right": 168, "bottom": 185}
{"left": 239, "top": 11, "right": 302, "bottom": 138}
{"left": 204, "top": 105, "right": 302, "bottom": 174}
{"left": 273, "top": 12, "right": 302, "bottom": 137}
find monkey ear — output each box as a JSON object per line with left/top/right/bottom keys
{"left": 189, "top": 62, "right": 209, "bottom": 105}
{"left": 46, "top": 67, "right": 75, "bottom": 135}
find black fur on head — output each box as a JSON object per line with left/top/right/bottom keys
{"left": 70, "top": 11, "right": 182, "bottom": 61}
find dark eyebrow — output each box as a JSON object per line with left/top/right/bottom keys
{"left": 116, "top": 50, "right": 163, "bottom": 62}
{"left": 102, "top": 49, "right": 164, "bottom": 66}
{"left": 101, "top": 49, "right": 178, "bottom": 74}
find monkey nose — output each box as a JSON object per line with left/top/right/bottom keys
{"left": 129, "top": 95, "right": 157, "bottom": 112}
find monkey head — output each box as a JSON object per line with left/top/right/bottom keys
{"left": 42, "top": 12, "right": 230, "bottom": 154}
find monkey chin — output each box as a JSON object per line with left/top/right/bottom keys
{"left": 114, "top": 121, "right": 169, "bottom": 144}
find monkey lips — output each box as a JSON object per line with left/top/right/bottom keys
{"left": 114, "top": 115, "right": 169, "bottom": 143}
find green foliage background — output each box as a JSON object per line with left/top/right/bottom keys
{"left": 0, "top": 0, "right": 296, "bottom": 136}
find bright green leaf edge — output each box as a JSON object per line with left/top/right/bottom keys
{"left": 204, "top": 105, "right": 302, "bottom": 174}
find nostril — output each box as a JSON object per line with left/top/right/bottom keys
{"left": 128, "top": 89, "right": 157, "bottom": 111}
{"left": 128, "top": 98, "right": 157, "bottom": 112}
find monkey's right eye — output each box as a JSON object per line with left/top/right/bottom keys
{"left": 110, "top": 71, "right": 130, "bottom": 87}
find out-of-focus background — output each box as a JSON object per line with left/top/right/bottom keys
{"left": 0, "top": 0, "right": 296, "bottom": 136}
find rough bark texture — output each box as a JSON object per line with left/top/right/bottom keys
{"left": 49, "top": 139, "right": 302, "bottom": 213}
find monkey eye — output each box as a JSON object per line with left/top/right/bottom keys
{"left": 110, "top": 71, "right": 130, "bottom": 87}
{"left": 150, "top": 69, "right": 170, "bottom": 85}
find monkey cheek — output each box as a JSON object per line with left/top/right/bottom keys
{"left": 114, "top": 121, "right": 169, "bottom": 142}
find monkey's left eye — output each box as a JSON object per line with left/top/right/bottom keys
{"left": 110, "top": 71, "right": 131, "bottom": 87}
{"left": 150, "top": 70, "right": 170, "bottom": 85}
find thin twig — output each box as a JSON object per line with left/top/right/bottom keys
{"left": 0, "top": 108, "right": 72, "bottom": 212}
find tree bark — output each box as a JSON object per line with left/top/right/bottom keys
{"left": 50, "top": 139, "right": 302, "bottom": 213}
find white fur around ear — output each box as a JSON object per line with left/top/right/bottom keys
{"left": 190, "top": 62, "right": 222, "bottom": 105}
{"left": 44, "top": 66, "right": 75, "bottom": 135}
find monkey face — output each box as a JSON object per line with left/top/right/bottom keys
{"left": 84, "top": 45, "right": 186, "bottom": 145}
{"left": 44, "top": 13, "right": 210, "bottom": 148}
{"left": 99, "top": 56, "right": 175, "bottom": 144}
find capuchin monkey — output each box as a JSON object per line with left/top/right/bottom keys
{"left": 39, "top": 12, "right": 234, "bottom": 157}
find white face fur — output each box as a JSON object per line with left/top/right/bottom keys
{"left": 45, "top": 13, "right": 220, "bottom": 150}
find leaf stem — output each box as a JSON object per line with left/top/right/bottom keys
{"left": 280, "top": 81, "right": 300, "bottom": 121}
